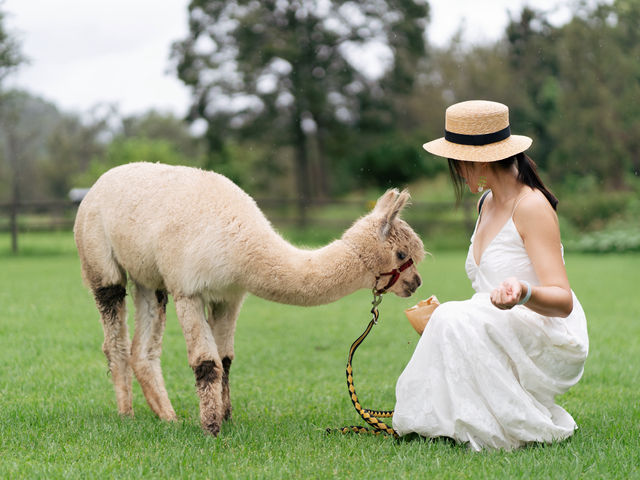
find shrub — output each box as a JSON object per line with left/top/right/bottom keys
{"left": 559, "top": 191, "right": 634, "bottom": 231}
{"left": 566, "top": 225, "right": 640, "bottom": 253}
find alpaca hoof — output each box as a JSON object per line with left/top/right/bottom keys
{"left": 202, "top": 421, "right": 221, "bottom": 436}
{"left": 162, "top": 412, "right": 178, "bottom": 422}
{"left": 223, "top": 406, "right": 232, "bottom": 422}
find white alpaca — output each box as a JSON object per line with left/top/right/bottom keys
{"left": 74, "top": 162, "right": 424, "bottom": 435}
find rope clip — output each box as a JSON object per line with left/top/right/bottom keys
{"left": 370, "top": 289, "right": 383, "bottom": 324}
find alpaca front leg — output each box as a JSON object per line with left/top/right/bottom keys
{"left": 174, "top": 295, "right": 224, "bottom": 436}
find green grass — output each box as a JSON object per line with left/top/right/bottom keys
{"left": 0, "top": 232, "right": 638, "bottom": 478}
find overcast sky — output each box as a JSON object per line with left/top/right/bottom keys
{"left": 3, "top": 0, "right": 573, "bottom": 117}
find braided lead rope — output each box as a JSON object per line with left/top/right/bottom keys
{"left": 329, "top": 290, "right": 399, "bottom": 439}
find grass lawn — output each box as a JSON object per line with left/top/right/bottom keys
{"left": 0, "top": 232, "right": 638, "bottom": 479}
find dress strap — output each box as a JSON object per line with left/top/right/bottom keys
{"left": 472, "top": 191, "right": 491, "bottom": 238}
{"left": 478, "top": 190, "right": 491, "bottom": 214}
{"left": 511, "top": 190, "right": 534, "bottom": 216}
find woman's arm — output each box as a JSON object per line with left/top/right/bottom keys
{"left": 490, "top": 192, "right": 574, "bottom": 317}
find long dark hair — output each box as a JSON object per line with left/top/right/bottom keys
{"left": 447, "top": 152, "right": 558, "bottom": 210}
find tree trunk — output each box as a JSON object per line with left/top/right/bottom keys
{"left": 3, "top": 131, "right": 19, "bottom": 253}
{"left": 10, "top": 197, "right": 17, "bottom": 254}
{"left": 315, "top": 128, "right": 330, "bottom": 198}
{"left": 9, "top": 142, "right": 19, "bottom": 254}
{"left": 293, "top": 120, "right": 310, "bottom": 227}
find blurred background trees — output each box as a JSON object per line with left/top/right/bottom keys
{"left": 170, "top": 0, "right": 430, "bottom": 221}
{"left": 1, "top": 0, "right": 639, "bottom": 241}
{"left": 0, "top": 6, "right": 22, "bottom": 85}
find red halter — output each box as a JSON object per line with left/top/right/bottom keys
{"left": 374, "top": 258, "right": 414, "bottom": 295}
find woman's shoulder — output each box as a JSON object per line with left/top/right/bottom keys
{"left": 513, "top": 189, "right": 559, "bottom": 235}
{"left": 519, "top": 188, "right": 553, "bottom": 211}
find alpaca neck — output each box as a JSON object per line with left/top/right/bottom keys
{"left": 243, "top": 237, "right": 374, "bottom": 306}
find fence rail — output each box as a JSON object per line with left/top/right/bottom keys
{"left": 1, "top": 198, "right": 476, "bottom": 252}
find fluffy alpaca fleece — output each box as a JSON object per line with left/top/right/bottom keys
{"left": 74, "top": 162, "right": 424, "bottom": 435}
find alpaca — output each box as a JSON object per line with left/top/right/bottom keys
{"left": 74, "top": 162, "right": 424, "bottom": 435}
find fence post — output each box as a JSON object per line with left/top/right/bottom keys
{"left": 9, "top": 199, "right": 18, "bottom": 253}
{"left": 2, "top": 124, "right": 20, "bottom": 254}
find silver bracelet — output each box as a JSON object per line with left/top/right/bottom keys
{"left": 517, "top": 280, "right": 532, "bottom": 305}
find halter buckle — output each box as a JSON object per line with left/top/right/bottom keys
{"left": 370, "top": 289, "right": 383, "bottom": 324}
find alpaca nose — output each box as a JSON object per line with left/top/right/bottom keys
{"left": 403, "top": 274, "right": 421, "bottom": 294}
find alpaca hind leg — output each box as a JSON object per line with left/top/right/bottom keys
{"left": 207, "top": 295, "right": 245, "bottom": 422}
{"left": 174, "top": 295, "right": 223, "bottom": 435}
{"left": 94, "top": 284, "right": 133, "bottom": 416}
{"left": 131, "top": 285, "right": 176, "bottom": 421}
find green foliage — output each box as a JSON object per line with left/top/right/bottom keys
{"left": 121, "top": 110, "right": 205, "bottom": 161}
{"left": 560, "top": 190, "right": 636, "bottom": 231}
{"left": 42, "top": 111, "right": 110, "bottom": 198}
{"left": 0, "top": 235, "right": 638, "bottom": 478}
{"left": 4, "top": 0, "right": 640, "bottom": 245}
{"left": 502, "top": 1, "right": 640, "bottom": 187}
{"left": 337, "top": 135, "right": 446, "bottom": 191}
{"left": 101, "top": 111, "right": 203, "bottom": 183}
{"left": 0, "top": 94, "right": 206, "bottom": 200}
{"left": 567, "top": 225, "right": 640, "bottom": 253}
{"left": 171, "top": 0, "right": 430, "bottom": 200}
{"left": 202, "top": 139, "right": 288, "bottom": 194}
{"left": 71, "top": 137, "right": 196, "bottom": 188}
{"left": 404, "top": 0, "right": 640, "bottom": 202}
{"left": 0, "top": 90, "right": 63, "bottom": 201}
{"left": 0, "top": 5, "right": 25, "bottom": 86}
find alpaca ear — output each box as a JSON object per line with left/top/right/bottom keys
{"left": 373, "top": 189, "right": 399, "bottom": 214}
{"left": 376, "top": 189, "right": 411, "bottom": 239}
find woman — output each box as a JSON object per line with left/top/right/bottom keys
{"left": 393, "top": 100, "right": 589, "bottom": 451}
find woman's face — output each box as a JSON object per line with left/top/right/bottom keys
{"left": 455, "top": 161, "right": 484, "bottom": 194}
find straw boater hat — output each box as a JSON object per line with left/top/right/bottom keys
{"left": 423, "top": 100, "right": 532, "bottom": 162}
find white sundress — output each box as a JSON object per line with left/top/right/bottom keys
{"left": 393, "top": 202, "right": 589, "bottom": 451}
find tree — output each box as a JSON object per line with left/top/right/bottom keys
{"left": 502, "top": 1, "right": 640, "bottom": 189}
{"left": 121, "top": 110, "right": 206, "bottom": 161}
{"left": 72, "top": 110, "right": 207, "bottom": 188}
{"left": 0, "top": 5, "right": 24, "bottom": 88}
{"left": 547, "top": 0, "right": 640, "bottom": 188}
{"left": 43, "top": 110, "right": 111, "bottom": 197}
{"left": 171, "top": 0, "right": 429, "bottom": 221}
{"left": 0, "top": 92, "right": 106, "bottom": 201}
{"left": 502, "top": 7, "right": 561, "bottom": 173}
{"left": 72, "top": 137, "right": 196, "bottom": 188}
{"left": 0, "top": 4, "right": 26, "bottom": 252}
{"left": 0, "top": 91, "right": 58, "bottom": 252}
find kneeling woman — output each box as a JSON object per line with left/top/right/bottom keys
{"left": 393, "top": 100, "right": 589, "bottom": 451}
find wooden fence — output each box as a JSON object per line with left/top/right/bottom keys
{"left": 0, "top": 198, "right": 476, "bottom": 253}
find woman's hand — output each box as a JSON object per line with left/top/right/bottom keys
{"left": 490, "top": 277, "right": 525, "bottom": 310}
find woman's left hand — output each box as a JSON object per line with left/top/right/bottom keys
{"left": 491, "top": 277, "right": 524, "bottom": 310}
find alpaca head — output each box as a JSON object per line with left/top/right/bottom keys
{"left": 343, "top": 189, "right": 425, "bottom": 297}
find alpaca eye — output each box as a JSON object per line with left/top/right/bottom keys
{"left": 396, "top": 251, "right": 407, "bottom": 261}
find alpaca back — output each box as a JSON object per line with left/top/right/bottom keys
{"left": 75, "top": 162, "right": 290, "bottom": 295}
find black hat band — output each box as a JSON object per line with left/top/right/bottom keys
{"left": 444, "top": 125, "right": 511, "bottom": 146}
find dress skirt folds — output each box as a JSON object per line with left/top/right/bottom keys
{"left": 393, "top": 218, "right": 589, "bottom": 451}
